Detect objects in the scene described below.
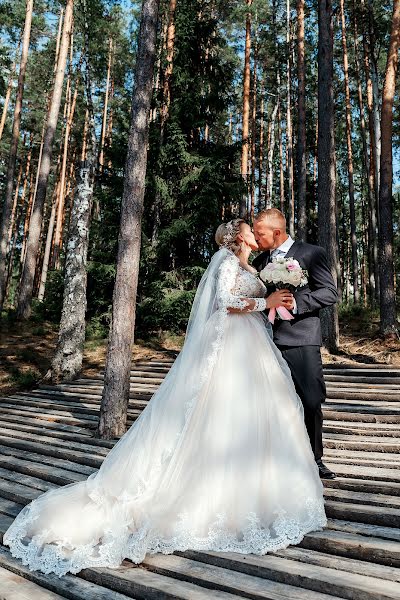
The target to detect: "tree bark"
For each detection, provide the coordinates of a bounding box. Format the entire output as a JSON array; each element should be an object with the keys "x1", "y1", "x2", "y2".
[
  {"x1": 378, "y1": 0, "x2": 400, "y2": 336},
  {"x1": 0, "y1": 0, "x2": 33, "y2": 312},
  {"x1": 0, "y1": 42, "x2": 20, "y2": 143},
  {"x1": 266, "y1": 99, "x2": 279, "y2": 207},
  {"x1": 240, "y1": 0, "x2": 252, "y2": 218},
  {"x1": 17, "y1": 0, "x2": 73, "y2": 319},
  {"x1": 98, "y1": 0, "x2": 160, "y2": 438},
  {"x1": 258, "y1": 92, "x2": 264, "y2": 204},
  {"x1": 360, "y1": 6, "x2": 380, "y2": 304},
  {"x1": 318, "y1": 0, "x2": 339, "y2": 352},
  {"x1": 250, "y1": 45, "x2": 257, "y2": 222},
  {"x1": 361, "y1": 0, "x2": 381, "y2": 205},
  {"x1": 98, "y1": 37, "x2": 113, "y2": 174},
  {"x1": 278, "y1": 99, "x2": 285, "y2": 213},
  {"x1": 296, "y1": 0, "x2": 307, "y2": 240},
  {"x1": 49, "y1": 3, "x2": 97, "y2": 381},
  {"x1": 37, "y1": 173, "x2": 61, "y2": 301},
  {"x1": 53, "y1": 74, "x2": 79, "y2": 269},
  {"x1": 286, "y1": 0, "x2": 295, "y2": 238},
  {"x1": 352, "y1": 1, "x2": 378, "y2": 305},
  {"x1": 340, "y1": 0, "x2": 359, "y2": 303},
  {"x1": 152, "y1": 0, "x2": 177, "y2": 243}
]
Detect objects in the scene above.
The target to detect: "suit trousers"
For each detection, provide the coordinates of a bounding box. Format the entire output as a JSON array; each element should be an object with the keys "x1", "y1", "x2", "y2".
[{"x1": 276, "y1": 344, "x2": 325, "y2": 461}]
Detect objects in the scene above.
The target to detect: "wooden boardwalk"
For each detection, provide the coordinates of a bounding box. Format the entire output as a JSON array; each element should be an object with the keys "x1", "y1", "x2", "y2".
[{"x1": 0, "y1": 357, "x2": 400, "y2": 599}]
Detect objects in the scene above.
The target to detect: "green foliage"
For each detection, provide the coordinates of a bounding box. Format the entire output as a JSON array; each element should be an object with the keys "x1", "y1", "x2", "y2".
[
  {"x1": 9, "y1": 367, "x2": 38, "y2": 390},
  {"x1": 33, "y1": 270, "x2": 64, "y2": 322}
]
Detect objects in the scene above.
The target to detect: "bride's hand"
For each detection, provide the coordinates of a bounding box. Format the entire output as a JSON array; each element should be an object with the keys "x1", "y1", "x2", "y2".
[{"x1": 266, "y1": 289, "x2": 294, "y2": 309}]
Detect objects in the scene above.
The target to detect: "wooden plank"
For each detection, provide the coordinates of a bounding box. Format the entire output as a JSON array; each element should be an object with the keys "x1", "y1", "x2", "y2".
[
  {"x1": 0, "y1": 435, "x2": 104, "y2": 469},
  {"x1": 0, "y1": 496, "x2": 25, "y2": 518},
  {"x1": 80, "y1": 561, "x2": 341, "y2": 600},
  {"x1": 273, "y1": 546, "x2": 400, "y2": 583},
  {"x1": 0, "y1": 425, "x2": 113, "y2": 453},
  {"x1": 323, "y1": 488, "x2": 400, "y2": 509},
  {"x1": 323, "y1": 476, "x2": 400, "y2": 497},
  {"x1": 0, "y1": 467, "x2": 57, "y2": 493},
  {"x1": 0, "y1": 412, "x2": 96, "y2": 434},
  {"x1": 0, "y1": 565, "x2": 66, "y2": 600},
  {"x1": 171, "y1": 551, "x2": 400, "y2": 600},
  {"x1": 142, "y1": 554, "x2": 348, "y2": 600},
  {"x1": 325, "y1": 499, "x2": 400, "y2": 527},
  {"x1": 0, "y1": 443, "x2": 95, "y2": 476},
  {"x1": 300, "y1": 529, "x2": 400, "y2": 567},
  {"x1": 324, "y1": 463, "x2": 400, "y2": 483},
  {"x1": 0, "y1": 453, "x2": 88, "y2": 486},
  {"x1": 0, "y1": 476, "x2": 46, "y2": 504},
  {"x1": 327, "y1": 519, "x2": 400, "y2": 543},
  {"x1": 0, "y1": 548, "x2": 134, "y2": 600}
]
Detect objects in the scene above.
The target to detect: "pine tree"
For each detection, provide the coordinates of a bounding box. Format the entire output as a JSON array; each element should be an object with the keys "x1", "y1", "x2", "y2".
[
  {"x1": 378, "y1": 0, "x2": 400, "y2": 336},
  {"x1": 0, "y1": 0, "x2": 33, "y2": 311},
  {"x1": 17, "y1": 0, "x2": 73, "y2": 319},
  {"x1": 98, "y1": 0, "x2": 160, "y2": 438},
  {"x1": 318, "y1": 0, "x2": 339, "y2": 352}
]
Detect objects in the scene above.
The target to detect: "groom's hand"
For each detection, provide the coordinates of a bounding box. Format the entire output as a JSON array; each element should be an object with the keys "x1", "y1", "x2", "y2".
[{"x1": 266, "y1": 289, "x2": 294, "y2": 309}]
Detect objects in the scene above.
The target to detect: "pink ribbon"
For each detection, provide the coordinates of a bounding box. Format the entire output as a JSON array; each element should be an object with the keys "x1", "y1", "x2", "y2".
[{"x1": 268, "y1": 306, "x2": 294, "y2": 324}]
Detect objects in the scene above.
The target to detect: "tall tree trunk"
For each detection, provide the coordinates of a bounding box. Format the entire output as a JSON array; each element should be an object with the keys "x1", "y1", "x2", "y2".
[
  {"x1": 318, "y1": 0, "x2": 339, "y2": 352},
  {"x1": 37, "y1": 157, "x2": 62, "y2": 302},
  {"x1": 296, "y1": 0, "x2": 307, "y2": 240},
  {"x1": 278, "y1": 99, "x2": 285, "y2": 213},
  {"x1": 0, "y1": 41, "x2": 21, "y2": 143},
  {"x1": 340, "y1": 0, "x2": 359, "y2": 303},
  {"x1": 8, "y1": 161, "x2": 24, "y2": 248},
  {"x1": 378, "y1": 0, "x2": 400, "y2": 336},
  {"x1": 361, "y1": 0, "x2": 381, "y2": 205},
  {"x1": 258, "y1": 92, "x2": 264, "y2": 204},
  {"x1": 240, "y1": 0, "x2": 252, "y2": 218},
  {"x1": 98, "y1": 37, "x2": 113, "y2": 174},
  {"x1": 53, "y1": 75, "x2": 79, "y2": 269},
  {"x1": 360, "y1": 6, "x2": 380, "y2": 304},
  {"x1": 266, "y1": 99, "x2": 279, "y2": 207},
  {"x1": 352, "y1": 0, "x2": 377, "y2": 305},
  {"x1": 98, "y1": 0, "x2": 160, "y2": 438},
  {"x1": 50, "y1": 9, "x2": 97, "y2": 381},
  {"x1": 0, "y1": 0, "x2": 33, "y2": 312},
  {"x1": 286, "y1": 0, "x2": 295, "y2": 238},
  {"x1": 17, "y1": 0, "x2": 73, "y2": 319},
  {"x1": 152, "y1": 0, "x2": 177, "y2": 243},
  {"x1": 250, "y1": 45, "x2": 257, "y2": 222}
]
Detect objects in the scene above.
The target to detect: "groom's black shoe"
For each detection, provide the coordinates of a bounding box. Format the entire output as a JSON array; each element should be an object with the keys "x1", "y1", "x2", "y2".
[{"x1": 316, "y1": 460, "x2": 336, "y2": 479}]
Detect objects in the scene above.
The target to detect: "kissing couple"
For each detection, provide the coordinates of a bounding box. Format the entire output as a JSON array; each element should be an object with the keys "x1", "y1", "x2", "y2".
[{"x1": 5, "y1": 208, "x2": 338, "y2": 576}]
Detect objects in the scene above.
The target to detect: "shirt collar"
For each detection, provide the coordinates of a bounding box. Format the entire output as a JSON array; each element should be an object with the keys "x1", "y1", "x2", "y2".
[{"x1": 272, "y1": 235, "x2": 295, "y2": 254}]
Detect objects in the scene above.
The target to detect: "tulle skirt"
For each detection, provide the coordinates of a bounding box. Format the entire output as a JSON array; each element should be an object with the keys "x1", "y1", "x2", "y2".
[{"x1": 4, "y1": 311, "x2": 326, "y2": 576}]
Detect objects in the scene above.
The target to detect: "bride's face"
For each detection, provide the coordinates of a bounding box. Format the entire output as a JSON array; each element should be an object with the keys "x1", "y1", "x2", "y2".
[{"x1": 237, "y1": 223, "x2": 259, "y2": 251}]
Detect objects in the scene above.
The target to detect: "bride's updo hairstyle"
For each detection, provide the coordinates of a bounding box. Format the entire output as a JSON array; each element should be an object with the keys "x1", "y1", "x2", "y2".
[{"x1": 215, "y1": 219, "x2": 246, "y2": 255}]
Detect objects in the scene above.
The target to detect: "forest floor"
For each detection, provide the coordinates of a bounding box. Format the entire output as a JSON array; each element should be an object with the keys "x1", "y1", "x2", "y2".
[{"x1": 0, "y1": 310, "x2": 399, "y2": 397}]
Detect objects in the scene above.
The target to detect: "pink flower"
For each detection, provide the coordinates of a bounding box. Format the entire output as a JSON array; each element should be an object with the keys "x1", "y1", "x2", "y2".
[{"x1": 286, "y1": 259, "x2": 300, "y2": 271}]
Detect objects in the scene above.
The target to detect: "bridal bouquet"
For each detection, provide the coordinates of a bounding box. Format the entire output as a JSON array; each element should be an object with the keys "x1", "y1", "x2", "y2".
[{"x1": 259, "y1": 256, "x2": 308, "y2": 324}]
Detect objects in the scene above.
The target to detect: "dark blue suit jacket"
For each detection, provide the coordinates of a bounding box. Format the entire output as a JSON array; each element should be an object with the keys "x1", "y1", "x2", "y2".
[{"x1": 252, "y1": 240, "x2": 339, "y2": 347}]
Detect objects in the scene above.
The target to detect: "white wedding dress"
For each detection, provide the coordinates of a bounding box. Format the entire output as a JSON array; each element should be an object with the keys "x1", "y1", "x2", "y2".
[{"x1": 4, "y1": 248, "x2": 326, "y2": 576}]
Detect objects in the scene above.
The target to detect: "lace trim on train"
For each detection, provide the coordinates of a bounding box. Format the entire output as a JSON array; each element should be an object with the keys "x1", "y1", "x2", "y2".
[{"x1": 4, "y1": 497, "x2": 326, "y2": 577}]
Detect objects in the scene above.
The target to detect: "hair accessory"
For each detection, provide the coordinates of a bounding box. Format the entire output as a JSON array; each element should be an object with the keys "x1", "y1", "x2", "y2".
[{"x1": 221, "y1": 221, "x2": 236, "y2": 247}]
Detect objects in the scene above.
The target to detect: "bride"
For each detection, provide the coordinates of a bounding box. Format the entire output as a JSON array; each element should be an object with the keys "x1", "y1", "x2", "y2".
[{"x1": 4, "y1": 218, "x2": 326, "y2": 577}]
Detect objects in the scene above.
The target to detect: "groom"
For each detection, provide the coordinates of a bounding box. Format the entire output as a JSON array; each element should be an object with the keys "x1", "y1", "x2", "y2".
[{"x1": 253, "y1": 208, "x2": 338, "y2": 479}]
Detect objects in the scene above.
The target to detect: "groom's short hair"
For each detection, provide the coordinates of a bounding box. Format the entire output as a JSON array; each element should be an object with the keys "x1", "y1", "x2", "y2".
[{"x1": 254, "y1": 208, "x2": 286, "y2": 230}]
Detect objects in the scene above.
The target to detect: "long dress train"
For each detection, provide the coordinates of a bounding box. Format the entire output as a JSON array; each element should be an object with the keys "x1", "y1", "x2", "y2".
[{"x1": 4, "y1": 248, "x2": 326, "y2": 576}]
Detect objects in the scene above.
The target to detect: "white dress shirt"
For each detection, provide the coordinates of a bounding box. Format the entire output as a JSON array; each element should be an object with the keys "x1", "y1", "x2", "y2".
[{"x1": 270, "y1": 235, "x2": 298, "y2": 314}]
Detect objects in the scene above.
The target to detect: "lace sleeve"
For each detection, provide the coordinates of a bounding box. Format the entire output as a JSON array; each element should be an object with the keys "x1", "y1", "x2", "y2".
[{"x1": 216, "y1": 254, "x2": 267, "y2": 312}]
